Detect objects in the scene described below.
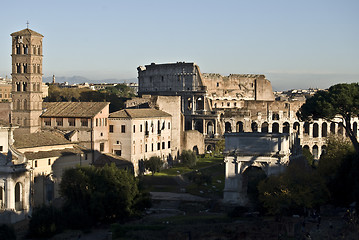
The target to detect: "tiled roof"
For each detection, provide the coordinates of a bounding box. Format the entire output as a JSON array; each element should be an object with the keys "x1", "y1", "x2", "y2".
[
  {"x1": 14, "y1": 130, "x2": 71, "y2": 149},
  {"x1": 24, "y1": 147, "x2": 85, "y2": 160},
  {"x1": 109, "y1": 108, "x2": 171, "y2": 119},
  {"x1": 11, "y1": 28, "x2": 43, "y2": 37},
  {"x1": 41, "y1": 102, "x2": 109, "y2": 118},
  {"x1": 93, "y1": 153, "x2": 133, "y2": 169}
]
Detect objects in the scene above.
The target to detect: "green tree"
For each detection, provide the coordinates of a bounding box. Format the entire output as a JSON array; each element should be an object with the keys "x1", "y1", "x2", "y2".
[
  {"x1": 144, "y1": 156, "x2": 163, "y2": 175},
  {"x1": 297, "y1": 83, "x2": 359, "y2": 154},
  {"x1": 180, "y1": 150, "x2": 197, "y2": 168},
  {"x1": 258, "y1": 159, "x2": 329, "y2": 215},
  {"x1": 215, "y1": 138, "x2": 225, "y2": 154},
  {"x1": 60, "y1": 164, "x2": 145, "y2": 225},
  {"x1": 302, "y1": 147, "x2": 314, "y2": 167}
]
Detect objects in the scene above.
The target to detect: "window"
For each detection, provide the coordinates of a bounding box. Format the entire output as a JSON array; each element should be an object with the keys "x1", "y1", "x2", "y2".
[
  {"x1": 151, "y1": 143, "x2": 154, "y2": 151},
  {"x1": 168, "y1": 122, "x2": 171, "y2": 129},
  {"x1": 157, "y1": 142, "x2": 160, "y2": 150},
  {"x1": 85, "y1": 154, "x2": 88, "y2": 160},
  {"x1": 162, "y1": 142, "x2": 165, "y2": 149},
  {"x1": 133, "y1": 125, "x2": 136, "y2": 133},
  {"x1": 217, "y1": 82, "x2": 219, "y2": 87},
  {"x1": 56, "y1": 118, "x2": 63, "y2": 126},
  {"x1": 227, "y1": 102, "x2": 230, "y2": 107},
  {"x1": 145, "y1": 144, "x2": 147, "y2": 152},
  {"x1": 100, "y1": 132, "x2": 103, "y2": 136},
  {"x1": 96, "y1": 118, "x2": 98, "y2": 126},
  {"x1": 68, "y1": 118, "x2": 75, "y2": 126},
  {"x1": 48, "y1": 159, "x2": 51, "y2": 165},
  {"x1": 24, "y1": 45, "x2": 28, "y2": 54},
  {"x1": 116, "y1": 140, "x2": 120, "y2": 144},
  {"x1": 105, "y1": 118, "x2": 107, "y2": 126},
  {"x1": 81, "y1": 118, "x2": 88, "y2": 127},
  {"x1": 109, "y1": 125, "x2": 114, "y2": 133},
  {"x1": 100, "y1": 143, "x2": 104, "y2": 152},
  {"x1": 115, "y1": 150, "x2": 122, "y2": 156},
  {"x1": 44, "y1": 118, "x2": 51, "y2": 126},
  {"x1": 121, "y1": 125, "x2": 126, "y2": 133},
  {"x1": 140, "y1": 124, "x2": 143, "y2": 132},
  {"x1": 35, "y1": 161, "x2": 38, "y2": 167},
  {"x1": 0, "y1": 146, "x2": 3, "y2": 152},
  {"x1": 168, "y1": 141, "x2": 171, "y2": 148}
]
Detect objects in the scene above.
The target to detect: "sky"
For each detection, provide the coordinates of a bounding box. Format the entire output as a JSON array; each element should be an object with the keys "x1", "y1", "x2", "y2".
[{"x1": 0, "y1": 0, "x2": 358, "y2": 91}]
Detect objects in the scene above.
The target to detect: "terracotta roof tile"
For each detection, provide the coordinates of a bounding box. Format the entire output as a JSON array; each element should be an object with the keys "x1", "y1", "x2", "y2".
[
  {"x1": 11, "y1": 28, "x2": 43, "y2": 37},
  {"x1": 14, "y1": 130, "x2": 71, "y2": 149},
  {"x1": 109, "y1": 108, "x2": 171, "y2": 119},
  {"x1": 42, "y1": 102, "x2": 109, "y2": 118}
]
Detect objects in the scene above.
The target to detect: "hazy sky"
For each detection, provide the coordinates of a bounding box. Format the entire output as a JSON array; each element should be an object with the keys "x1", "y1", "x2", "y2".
[{"x1": 0, "y1": 0, "x2": 358, "y2": 90}]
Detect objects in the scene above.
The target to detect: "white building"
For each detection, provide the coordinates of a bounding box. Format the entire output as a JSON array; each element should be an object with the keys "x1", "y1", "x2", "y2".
[{"x1": 109, "y1": 109, "x2": 172, "y2": 174}]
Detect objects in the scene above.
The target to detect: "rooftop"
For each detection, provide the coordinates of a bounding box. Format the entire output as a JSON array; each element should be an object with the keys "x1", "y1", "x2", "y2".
[
  {"x1": 42, "y1": 102, "x2": 109, "y2": 118},
  {"x1": 14, "y1": 130, "x2": 71, "y2": 149},
  {"x1": 10, "y1": 28, "x2": 43, "y2": 37},
  {"x1": 109, "y1": 108, "x2": 171, "y2": 119}
]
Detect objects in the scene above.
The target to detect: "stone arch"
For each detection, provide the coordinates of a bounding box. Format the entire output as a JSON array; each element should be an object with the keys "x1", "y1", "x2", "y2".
[
  {"x1": 261, "y1": 122, "x2": 268, "y2": 133},
  {"x1": 322, "y1": 122, "x2": 328, "y2": 137},
  {"x1": 187, "y1": 97, "x2": 193, "y2": 110},
  {"x1": 353, "y1": 122, "x2": 358, "y2": 137},
  {"x1": 196, "y1": 96, "x2": 204, "y2": 111},
  {"x1": 207, "y1": 121, "x2": 214, "y2": 136},
  {"x1": 303, "y1": 145, "x2": 310, "y2": 151},
  {"x1": 283, "y1": 122, "x2": 290, "y2": 133},
  {"x1": 272, "y1": 112, "x2": 279, "y2": 120},
  {"x1": 313, "y1": 123, "x2": 319, "y2": 138},
  {"x1": 236, "y1": 121, "x2": 244, "y2": 132},
  {"x1": 225, "y1": 122, "x2": 232, "y2": 133},
  {"x1": 338, "y1": 122, "x2": 344, "y2": 135},
  {"x1": 193, "y1": 146, "x2": 199, "y2": 155},
  {"x1": 242, "y1": 166, "x2": 267, "y2": 203},
  {"x1": 15, "y1": 182, "x2": 23, "y2": 211},
  {"x1": 272, "y1": 122, "x2": 279, "y2": 133},
  {"x1": 251, "y1": 122, "x2": 258, "y2": 132},
  {"x1": 304, "y1": 122, "x2": 310, "y2": 135},
  {"x1": 321, "y1": 145, "x2": 327, "y2": 156},
  {"x1": 194, "y1": 120, "x2": 203, "y2": 133},
  {"x1": 206, "y1": 144, "x2": 213, "y2": 152},
  {"x1": 330, "y1": 122, "x2": 336, "y2": 134},
  {"x1": 312, "y1": 145, "x2": 319, "y2": 160}
]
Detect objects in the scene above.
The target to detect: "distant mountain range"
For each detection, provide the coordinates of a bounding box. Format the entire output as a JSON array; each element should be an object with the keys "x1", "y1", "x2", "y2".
[{"x1": 43, "y1": 76, "x2": 137, "y2": 85}]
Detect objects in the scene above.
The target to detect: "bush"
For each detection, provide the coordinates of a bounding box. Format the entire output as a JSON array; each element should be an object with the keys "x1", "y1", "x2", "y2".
[
  {"x1": 187, "y1": 171, "x2": 212, "y2": 186},
  {"x1": 0, "y1": 224, "x2": 16, "y2": 240},
  {"x1": 180, "y1": 150, "x2": 197, "y2": 168},
  {"x1": 28, "y1": 205, "x2": 64, "y2": 238},
  {"x1": 144, "y1": 156, "x2": 163, "y2": 175}
]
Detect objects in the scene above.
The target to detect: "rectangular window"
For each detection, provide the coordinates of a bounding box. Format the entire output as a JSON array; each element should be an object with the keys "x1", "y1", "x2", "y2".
[
  {"x1": 115, "y1": 150, "x2": 122, "y2": 156},
  {"x1": 109, "y1": 125, "x2": 114, "y2": 133},
  {"x1": 157, "y1": 142, "x2": 160, "y2": 150},
  {"x1": 85, "y1": 154, "x2": 88, "y2": 160},
  {"x1": 121, "y1": 125, "x2": 126, "y2": 133},
  {"x1": 68, "y1": 118, "x2": 75, "y2": 126},
  {"x1": 48, "y1": 159, "x2": 51, "y2": 165},
  {"x1": 0, "y1": 146, "x2": 3, "y2": 152},
  {"x1": 145, "y1": 144, "x2": 147, "y2": 152},
  {"x1": 162, "y1": 142, "x2": 165, "y2": 149},
  {"x1": 56, "y1": 118, "x2": 63, "y2": 126},
  {"x1": 100, "y1": 143, "x2": 104, "y2": 152},
  {"x1": 168, "y1": 141, "x2": 171, "y2": 148},
  {"x1": 44, "y1": 118, "x2": 51, "y2": 126},
  {"x1": 133, "y1": 125, "x2": 136, "y2": 133},
  {"x1": 35, "y1": 160, "x2": 38, "y2": 168},
  {"x1": 151, "y1": 143, "x2": 154, "y2": 152},
  {"x1": 105, "y1": 118, "x2": 107, "y2": 126},
  {"x1": 81, "y1": 118, "x2": 88, "y2": 127},
  {"x1": 140, "y1": 124, "x2": 143, "y2": 132},
  {"x1": 96, "y1": 118, "x2": 98, "y2": 127},
  {"x1": 168, "y1": 122, "x2": 171, "y2": 129}
]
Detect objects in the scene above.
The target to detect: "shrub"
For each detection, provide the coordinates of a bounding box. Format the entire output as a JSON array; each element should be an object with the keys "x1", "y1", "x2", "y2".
[
  {"x1": 144, "y1": 156, "x2": 163, "y2": 175},
  {"x1": 180, "y1": 150, "x2": 197, "y2": 168}
]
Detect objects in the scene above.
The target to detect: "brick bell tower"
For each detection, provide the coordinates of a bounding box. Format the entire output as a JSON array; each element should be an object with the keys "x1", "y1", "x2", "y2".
[{"x1": 10, "y1": 27, "x2": 44, "y2": 133}]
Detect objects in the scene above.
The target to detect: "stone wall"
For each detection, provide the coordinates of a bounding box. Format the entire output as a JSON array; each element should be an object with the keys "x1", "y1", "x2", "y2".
[{"x1": 182, "y1": 130, "x2": 205, "y2": 155}]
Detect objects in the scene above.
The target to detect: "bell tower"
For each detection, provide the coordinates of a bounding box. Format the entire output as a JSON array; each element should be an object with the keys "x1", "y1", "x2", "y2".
[{"x1": 11, "y1": 28, "x2": 44, "y2": 133}]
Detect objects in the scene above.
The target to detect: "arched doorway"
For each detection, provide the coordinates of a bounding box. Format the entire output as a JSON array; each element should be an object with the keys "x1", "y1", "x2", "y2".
[
  {"x1": 272, "y1": 123, "x2": 279, "y2": 133},
  {"x1": 207, "y1": 121, "x2": 214, "y2": 136},
  {"x1": 293, "y1": 122, "x2": 300, "y2": 133},
  {"x1": 196, "y1": 97, "x2": 204, "y2": 110},
  {"x1": 261, "y1": 122, "x2": 268, "y2": 133},
  {"x1": 195, "y1": 120, "x2": 203, "y2": 133},
  {"x1": 313, "y1": 123, "x2": 319, "y2": 138},
  {"x1": 236, "y1": 121, "x2": 244, "y2": 132},
  {"x1": 225, "y1": 122, "x2": 232, "y2": 133},
  {"x1": 15, "y1": 182, "x2": 22, "y2": 211},
  {"x1": 312, "y1": 145, "x2": 319, "y2": 160},
  {"x1": 193, "y1": 146, "x2": 199, "y2": 155},
  {"x1": 304, "y1": 122, "x2": 310, "y2": 135},
  {"x1": 283, "y1": 122, "x2": 290, "y2": 133},
  {"x1": 242, "y1": 166, "x2": 267, "y2": 205}
]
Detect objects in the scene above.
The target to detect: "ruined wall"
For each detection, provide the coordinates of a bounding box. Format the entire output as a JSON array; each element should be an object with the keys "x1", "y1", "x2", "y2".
[
  {"x1": 182, "y1": 130, "x2": 205, "y2": 154},
  {"x1": 202, "y1": 73, "x2": 274, "y2": 101}
]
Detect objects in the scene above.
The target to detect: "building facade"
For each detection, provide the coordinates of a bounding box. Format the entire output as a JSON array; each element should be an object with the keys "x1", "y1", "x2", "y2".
[{"x1": 109, "y1": 109, "x2": 172, "y2": 174}]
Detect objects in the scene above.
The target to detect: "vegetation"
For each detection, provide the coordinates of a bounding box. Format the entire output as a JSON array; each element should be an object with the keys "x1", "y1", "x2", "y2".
[
  {"x1": 144, "y1": 156, "x2": 163, "y2": 176},
  {"x1": 60, "y1": 164, "x2": 149, "y2": 225},
  {"x1": 258, "y1": 158, "x2": 329, "y2": 216},
  {"x1": 297, "y1": 83, "x2": 359, "y2": 154},
  {"x1": 180, "y1": 150, "x2": 198, "y2": 168},
  {"x1": 28, "y1": 205, "x2": 64, "y2": 238},
  {"x1": 215, "y1": 138, "x2": 225, "y2": 154},
  {"x1": 0, "y1": 224, "x2": 16, "y2": 240},
  {"x1": 46, "y1": 83, "x2": 135, "y2": 112}
]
